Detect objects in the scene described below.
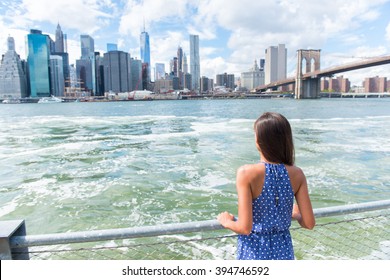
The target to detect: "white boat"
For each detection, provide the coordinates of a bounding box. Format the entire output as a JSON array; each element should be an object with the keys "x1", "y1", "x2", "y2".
[
  {"x1": 129, "y1": 90, "x2": 154, "y2": 100},
  {"x1": 38, "y1": 96, "x2": 64, "y2": 103},
  {"x1": 2, "y1": 99, "x2": 21, "y2": 104}
]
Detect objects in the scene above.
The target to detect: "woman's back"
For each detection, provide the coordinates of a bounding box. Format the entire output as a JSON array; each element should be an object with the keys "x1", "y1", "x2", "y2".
[
  {"x1": 252, "y1": 162, "x2": 294, "y2": 233},
  {"x1": 237, "y1": 162, "x2": 295, "y2": 260}
]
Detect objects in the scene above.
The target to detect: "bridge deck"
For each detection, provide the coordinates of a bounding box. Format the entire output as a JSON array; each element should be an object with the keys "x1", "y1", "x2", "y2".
[{"x1": 256, "y1": 55, "x2": 390, "y2": 91}]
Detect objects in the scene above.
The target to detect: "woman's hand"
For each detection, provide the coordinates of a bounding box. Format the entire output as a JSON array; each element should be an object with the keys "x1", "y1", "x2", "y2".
[{"x1": 217, "y1": 211, "x2": 235, "y2": 228}]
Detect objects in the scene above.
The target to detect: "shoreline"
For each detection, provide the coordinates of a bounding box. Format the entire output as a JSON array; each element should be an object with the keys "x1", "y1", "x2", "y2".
[{"x1": 1, "y1": 91, "x2": 390, "y2": 104}]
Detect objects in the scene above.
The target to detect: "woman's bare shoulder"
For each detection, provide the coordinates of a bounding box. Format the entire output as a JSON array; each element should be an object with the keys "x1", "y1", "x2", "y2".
[
  {"x1": 286, "y1": 165, "x2": 305, "y2": 176},
  {"x1": 237, "y1": 163, "x2": 265, "y2": 179},
  {"x1": 285, "y1": 165, "x2": 306, "y2": 192}
]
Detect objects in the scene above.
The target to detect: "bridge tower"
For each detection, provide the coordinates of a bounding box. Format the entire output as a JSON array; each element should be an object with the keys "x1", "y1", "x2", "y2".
[{"x1": 295, "y1": 49, "x2": 321, "y2": 99}]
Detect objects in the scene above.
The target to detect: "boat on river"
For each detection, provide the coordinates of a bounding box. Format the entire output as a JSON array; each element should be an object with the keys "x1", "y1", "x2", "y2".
[
  {"x1": 2, "y1": 99, "x2": 21, "y2": 104},
  {"x1": 38, "y1": 96, "x2": 64, "y2": 103}
]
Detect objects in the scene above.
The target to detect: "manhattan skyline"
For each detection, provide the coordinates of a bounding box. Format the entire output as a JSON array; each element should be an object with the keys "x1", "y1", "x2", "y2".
[{"x1": 0, "y1": 0, "x2": 390, "y2": 86}]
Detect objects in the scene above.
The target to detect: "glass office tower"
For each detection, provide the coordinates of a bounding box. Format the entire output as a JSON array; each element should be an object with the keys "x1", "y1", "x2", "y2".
[
  {"x1": 140, "y1": 28, "x2": 151, "y2": 85},
  {"x1": 189, "y1": 34, "x2": 200, "y2": 91},
  {"x1": 27, "y1": 29, "x2": 51, "y2": 98},
  {"x1": 103, "y1": 51, "x2": 132, "y2": 93},
  {"x1": 76, "y1": 35, "x2": 96, "y2": 94}
]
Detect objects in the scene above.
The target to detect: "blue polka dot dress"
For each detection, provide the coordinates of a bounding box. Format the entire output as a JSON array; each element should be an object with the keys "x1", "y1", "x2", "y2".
[{"x1": 237, "y1": 162, "x2": 295, "y2": 260}]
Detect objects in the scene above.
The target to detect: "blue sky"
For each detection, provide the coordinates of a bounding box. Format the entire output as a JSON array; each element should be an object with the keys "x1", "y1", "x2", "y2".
[{"x1": 0, "y1": 0, "x2": 389, "y2": 85}]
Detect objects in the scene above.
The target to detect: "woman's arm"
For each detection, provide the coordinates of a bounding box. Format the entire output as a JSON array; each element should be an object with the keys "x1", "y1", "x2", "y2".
[
  {"x1": 217, "y1": 166, "x2": 253, "y2": 235},
  {"x1": 292, "y1": 170, "x2": 315, "y2": 229}
]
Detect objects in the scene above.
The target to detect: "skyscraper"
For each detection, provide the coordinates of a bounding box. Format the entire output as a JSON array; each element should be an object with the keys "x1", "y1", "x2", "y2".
[
  {"x1": 55, "y1": 23, "x2": 64, "y2": 53},
  {"x1": 49, "y1": 55, "x2": 64, "y2": 96},
  {"x1": 80, "y1": 35, "x2": 94, "y2": 58},
  {"x1": 216, "y1": 73, "x2": 235, "y2": 89},
  {"x1": 27, "y1": 29, "x2": 51, "y2": 98},
  {"x1": 130, "y1": 58, "x2": 142, "y2": 91},
  {"x1": 140, "y1": 27, "x2": 151, "y2": 86},
  {"x1": 76, "y1": 35, "x2": 96, "y2": 94},
  {"x1": 189, "y1": 35, "x2": 200, "y2": 91},
  {"x1": 95, "y1": 52, "x2": 105, "y2": 96},
  {"x1": 53, "y1": 23, "x2": 69, "y2": 87},
  {"x1": 265, "y1": 44, "x2": 287, "y2": 85},
  {"x1": 103, "y1": 51, "x2": 132, "y2": 93},
  {"x1": 176, "y1": 46, "x2": 184, "y2": 89},
  {"x1": 0, "y1": 36, "x2": 27, "y2": 99},
  {"x1": 182, "y1": 53, "x2": 188, "y2": 74},
  {"x1": 177, "y1": 46, "x2": 183, "y2": 74}
]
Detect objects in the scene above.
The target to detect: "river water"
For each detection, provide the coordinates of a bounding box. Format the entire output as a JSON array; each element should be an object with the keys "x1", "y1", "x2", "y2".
[{"x1": 0, "y1": 98, "x2": 389, "y2": 239}]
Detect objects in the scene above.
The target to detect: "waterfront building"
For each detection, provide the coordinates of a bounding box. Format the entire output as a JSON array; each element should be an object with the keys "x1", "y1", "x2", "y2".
[
  {"x1": 55, "y1": 23, "x2": 64, "y2": 53},
  {"x1": 321, "y1": 76, "x2": 351, "y2": 92},
  {"x1": 200, "y1": 76, "x2": 213, "y2": 93},
  {"x1": 49, "y1": 55, "x2": 64, "y2": 96},
  {"x1": 140, "y1": 27, "x2": 151, "y2": 87},
  {"x1": 76, "y1": 35, "x2": 96, "y2": 94},
  {"x1": 241, "y1": 60, "x2": 265, "y2": 91},
  {"x1": 265, "y1": 44, "x2": 287, "y2": 85},
  {"x1": 364, "y1": 76, "x2": 387, "y2": 92},
  {"x1": 172, "y1": 76, "x2": 180, "y2": 90},
  {"x1": 0, "y1": 36, "x2": 27, "y2": 99},
  {"x1": 189, "y1": 34, "x2": 200, "y2": 91},
  {"x1": 95, "y1": 52, "x2": 105, "y2": 96},
  {"x1": 216, "y1": 73, "x2": 235, "y2": 90},
  {"x1": 329, "y1": 76, "x2": 350, "y2": 92},
  {"x1": 155, "y1": 63, "x2": 165, "y2": 81},
  {"x1": 184, "y1": 73, "x2": 192, "y2": 90},
  {"x1": 321, "y1": 79, "x2": 329, "y2": 91},
  {"x1": 208, "y1": 78, "x2": 214, "y2": 93},
  {"x1": 154, "y1": 79, "x2": 172, "y2": 94},
  {"x1": 27, "y1": 29, "x2": 51, "y2": 98},
  {"x1": 103, "y1": 51, "x2": 132, "y2": 93},
  {"x1": 130, "y1": 58, "x2": 142, "y2": 91}
]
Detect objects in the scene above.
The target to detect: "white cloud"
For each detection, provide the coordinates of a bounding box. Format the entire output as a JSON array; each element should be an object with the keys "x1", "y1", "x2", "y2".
[
  {"x1": 12, "y1": 0, "x2": 114, "y2": 34},
  {"x1": 1, "y1": 0, "x2": 389, "y2": 85},
  {"x1": 386, "y1": 22, "x2": 390, "y2": 41},
  {"x1": 149, "y1": 31, "x2": 188, "y2": 68},
  {"x1": 0, "y1": 18, "x2": 28, "y2": 59},
  {"x1": 119, "y1": 0, "x2": 188, "y2": 39}
]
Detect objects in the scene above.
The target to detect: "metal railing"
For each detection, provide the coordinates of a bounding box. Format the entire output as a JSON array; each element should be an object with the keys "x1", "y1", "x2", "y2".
[{"x1": 1, "y1": 199, "x2": 390, "y2": 260}]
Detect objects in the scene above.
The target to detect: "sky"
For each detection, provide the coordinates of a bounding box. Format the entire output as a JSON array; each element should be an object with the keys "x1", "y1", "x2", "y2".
[{"x1": 0, "y1": 0, "x2": 390, "y2": 86}]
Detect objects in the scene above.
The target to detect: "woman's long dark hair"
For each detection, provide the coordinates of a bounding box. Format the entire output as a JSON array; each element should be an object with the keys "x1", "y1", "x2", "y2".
[{"x1": 254, "y1": 112, "x2": 295, "y2": 165}]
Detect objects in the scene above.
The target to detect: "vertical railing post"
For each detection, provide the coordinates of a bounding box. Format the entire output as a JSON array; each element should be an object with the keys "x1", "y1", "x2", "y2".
[{"x1": 0, "y1": 220, "x2": 29, "y2": 260}]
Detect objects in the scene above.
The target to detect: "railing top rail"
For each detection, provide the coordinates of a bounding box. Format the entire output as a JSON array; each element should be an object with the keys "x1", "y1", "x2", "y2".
[{"x1": 9, "y1": 199, "x2": 390, "y2": 248}]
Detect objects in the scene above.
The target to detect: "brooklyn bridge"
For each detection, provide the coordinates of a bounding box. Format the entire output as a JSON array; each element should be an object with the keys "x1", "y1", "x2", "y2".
[{"x1": 255, "y1": 50, "x2": 390, "y2": 99}]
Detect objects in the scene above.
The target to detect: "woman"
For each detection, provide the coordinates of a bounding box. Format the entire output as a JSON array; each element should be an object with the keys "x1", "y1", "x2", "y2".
[{"x1": 217, "y1": 112, "x2": 315, "y2": 260}]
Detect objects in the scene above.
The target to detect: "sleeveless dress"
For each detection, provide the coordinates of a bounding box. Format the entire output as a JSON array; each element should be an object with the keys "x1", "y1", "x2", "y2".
[{"x1": 237, "y1": 162, "x2": 295, "y2": 260}]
